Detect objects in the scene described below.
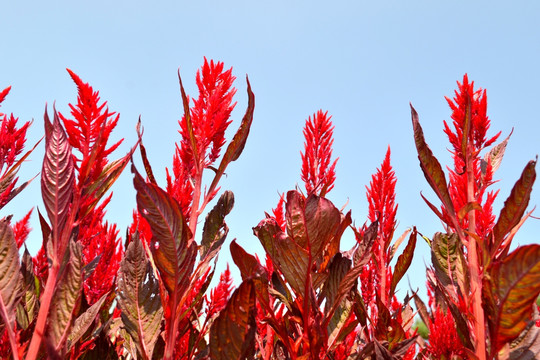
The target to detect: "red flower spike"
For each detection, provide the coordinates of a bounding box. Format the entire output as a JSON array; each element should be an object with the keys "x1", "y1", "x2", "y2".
[
  {"x1": 442, "y1": 74, "x2": 500, "y2": 238},
  {"x1": 271, "y1": 192, "x2": 286, "y2": 231},
  {"x1": 13, "y1": 209, "x2": 32, "y2": 249},
  {"x1": 0, "y1": 86, "x2": 11, "y2": 105},
  {"x1": 300, "y1": 110, "x2": 338, "y2": 196},
  {"x1": 427, "y1": 306, "x2": 467, "y2": 359},
  {"x1": 177, "y1": 58, "x2": 236, "y2": 170},
  {"x1": 205, "y1": 265, "x2": 233, "y2": 319},
  {"x1": 60, "y1": 69, "x2": 123, "y2": 186}
]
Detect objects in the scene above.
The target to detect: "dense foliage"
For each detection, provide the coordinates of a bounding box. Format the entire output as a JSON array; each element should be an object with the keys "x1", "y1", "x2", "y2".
[{"x1": 0, "y1": 60, "x2": 538, "y2": 359}]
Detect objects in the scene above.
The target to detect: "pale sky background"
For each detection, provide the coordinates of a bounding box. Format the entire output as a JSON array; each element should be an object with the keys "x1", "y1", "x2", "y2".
[{"x1": 2, "y1": 1, "x2": 539, "y2": 300}]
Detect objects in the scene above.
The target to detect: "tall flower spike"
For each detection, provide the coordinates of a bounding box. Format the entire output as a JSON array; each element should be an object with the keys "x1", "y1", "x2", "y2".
[
  {"x1": 366, "y1": 146, "x2": 397, "y2": 255},
  {"x1": 442, "y1": 74, "x2": 500, "y2": 237},
  {"x1": 0, "y1": 86, "x2": 31, "y2": 209},
  {"x1": 300, "y1": 110, "x2": 338, "y2": 197},
  {"x1": 167, "y1": 58, "x2": 237, "y2": 219},
  {"x1": 177, "y1": 57, "x2": 237, "y2": 170},
  {"x1": 60, "y1": 69, "x2": 123, "y2": 185}
]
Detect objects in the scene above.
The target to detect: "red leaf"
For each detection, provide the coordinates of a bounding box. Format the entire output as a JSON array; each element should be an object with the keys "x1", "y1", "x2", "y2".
[
  {"x1": 484, "y1": 244, "x2": 540, "y2": 352},
  {"x1": 41, "y1": 107, "x2": 75, "y2": 238},
  {"x1": 209, "y1": 279, "x2": 256, "y2": 360},
  {"x1": 491, "y1": 160, "x2": 536, "y2": 259},
  {"x1": 410, "y1": 104, "x2": 458, "y2": 227},
  {"x1": 132, "y1": 164, "x2": 197, "y2": 298},
  {"x1": 389, "y1": 228, "x2": 417, "y2": 298}
]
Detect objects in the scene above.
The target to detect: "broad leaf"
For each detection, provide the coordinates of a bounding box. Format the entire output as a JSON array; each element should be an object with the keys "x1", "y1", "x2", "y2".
[
  {"x1": 200, "y1": 190, "x2": 234, "y2": 260},
  {"x1": 230, "y1": 240, "x2": 264, "y2": 280},
  {"x1": 209, "y1": 279, "x2": 256, "y2": 360},
  {"x1": 253, "y1": 217, "x2": 284, "y2": 263},
  {"x1": 0, "y1": 219, "x2": 22, "y2": 331},
  {"x1": 410, "y1": 105, "x2": 458, "y2": 225},
  {"x1": 431, "y1": 232, "x2": 469, "y2": 295},
  {"x1": 508, "y1": 307, "x2": 540, "y2": 359},
  {"x1": 273, "y1": 235, "x2": 310, "y2": 298},
  {"x1": 389, "y1": 228, "x2": 417, "y2": 298},
  {"x1": 491, "y1": 160, "x2": 536, "y2": 258},
  {"x1": 483, "y1": 129, "x2": 512, "y2": 175},
  {"x1": 303, "y1": 193, "x2": 341, "y2": 261},
  {"x1": 67, "y1": 292, "x2": 108, "y2": 350},
  {"x1": 485, "y1": 244, "x2": 540, "y2": 352},
  {"x1": 41, "y1": 107, "x2": 75, "y2": 237},
  {"x1": 48, "y1": 240, "x2": 83, "y2": 350},
  {"x1": 117, "y1": 232, "x2": 163, "y2": 360},
  {"x1": 132, "y1": 164, "x2": 197, "y2": 297}
]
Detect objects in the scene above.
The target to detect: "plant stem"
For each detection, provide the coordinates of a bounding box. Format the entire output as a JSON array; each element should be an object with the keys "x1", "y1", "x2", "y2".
[
  {"x1": 26, "y1": 263, "x2": 59, "y2": 360},
  {"x1": 466, "y1": 148, "x2": 486, "y2": 360}
]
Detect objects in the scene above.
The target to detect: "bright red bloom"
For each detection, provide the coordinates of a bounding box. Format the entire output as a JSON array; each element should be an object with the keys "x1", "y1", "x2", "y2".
[
  {"x1": 167, "y1": 58, "x2": 237, "y2": 220},
  {"x1": 205, "y1": 265, "x2": 233, "y2": 319},
  {"x1": 427, "y1": 306, "x2": 467, "y2": 359},
  {"x1": 59, "y1": 70, "x2": 125, "y2": 305},
  {"x1": 0, "y1": 86, "x2": 31, "y2": 209},
  {"x1": 362, "y1": 147, "x2": 397, "y2": 306},
  {"x1": 300, "y1": 110, "x2": 337, "y2": 196},
  {"x1": 60, "y1": 69, "x2": 123, "y2": 186},
  {"x1": 442, "y1": 74, "x2": 500, "y2": 239},
  {"x1": 13, "y1": 209, "x2": 32, "y2": 249}
]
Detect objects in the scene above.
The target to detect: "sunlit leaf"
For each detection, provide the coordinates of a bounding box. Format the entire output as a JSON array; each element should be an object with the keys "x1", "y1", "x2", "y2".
[
  {"x1": 209, "y1": 279, "x2": 256, "y2": 360},
  {"x1": 117, "y1": 232, "x2": 163, "y2": 360},
  {"x1": 485, "y1": 244, "x2": 540, "y2": 352},
  {"x1": 0, "y1": 219, "x2": 22, "y2": 332},
  {"x1": 483, "y1": 129, "x2": 512, "y2": 175},
  {"x1": 410, "y1": 105, "x2": 458, "y2": 225},
  {"x1": 431, "y1": 232, "x2": 469, "y2": 295},
  {"x1": 491, "y1": 160, "x2": 536, "y2": 258},
  {"x1": 389, "y1": 228, "x2": 417, "y2": 298},
  {"x1": 67, "y1": 292, "x2": 108, "y2": 350},
  {"x1": 132, "y1": 164, "x2": 197, "y2": 297},
  {"x1": 41, "y1": 107, "x2": 75, "y2": 236},
  {"x1": 508, "y1": 307, "x2": 540, "y2": 359},
  {"x1": 48, "y1": 240, "x2": 83, "y2": 350}
]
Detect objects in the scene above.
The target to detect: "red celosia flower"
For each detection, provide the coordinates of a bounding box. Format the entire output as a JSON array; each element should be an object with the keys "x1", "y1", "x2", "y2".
[
  {"x1": 60, "y1": 69, "x2": 123, "y2": 186},
  {"x1": 366, "y1": 146, "x2": 397, "y2": 255},
  {"x1": 0, "y1": 86, "x2": 31, "y2": 209},
  {"x1": 59, "y1": 70, "x2": 125, "y2": 305},
  {"x1": 300, "y1": 110, "x2": 337, "y2": 196},
  {"x1": 271, "y1": 192, "x2": 286, "y2": 231},
  {"x1": 427, "y1": 306, "x2": 467, "y2": 359},
  {"x1": 205, "y1": 265, "x2": 233, "y2": 318},
  {"x1": 442, "y1": 74, "x2": 500, "y2": 239},
  {"x1": 167, "y1": 58, "x2": 237, "y2": 220},
  {"x1": 13, "y1": 209, "x2": 32, "y2": 249},
  {"x1": 362, "y1": 147, "x2": 397, "y2": 306}
]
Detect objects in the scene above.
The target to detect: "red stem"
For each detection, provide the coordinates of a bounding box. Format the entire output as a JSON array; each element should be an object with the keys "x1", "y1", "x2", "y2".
[
  {"x1": 25, "y1": 264, "x2": 59, "y2": 360},
  {"x1": 466, "y1": 146, "x2": 486, "y2": 360}
]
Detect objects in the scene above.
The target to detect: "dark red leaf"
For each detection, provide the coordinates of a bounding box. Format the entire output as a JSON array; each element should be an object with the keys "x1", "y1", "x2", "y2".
[
  {"x1": 484, "y1": 244, "x2": 540, "y2": 352},
  {"x1": 389, "y1": 228, "x2": 417, "y2": 298},
  {"x1": 132, "y1": 164, "x2": 197, "y2": 297},
  {"x1": 41, "y1": 107, "x2": 75, "y2": 236},
  {"x1": 491, "y1": 160, "x2": 536, "y2": 258},
  {"x1": 410, "y1": 104, "x2": 458, "y2": 227},
  {"x1": 209, "y1": 279, "x2": 256, "y2": 360}
]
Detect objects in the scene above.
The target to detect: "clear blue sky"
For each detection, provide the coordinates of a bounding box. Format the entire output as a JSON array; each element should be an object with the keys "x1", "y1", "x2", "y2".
[{"x1": 2, "y1": 1, "x2": 539, "y2": 299}]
